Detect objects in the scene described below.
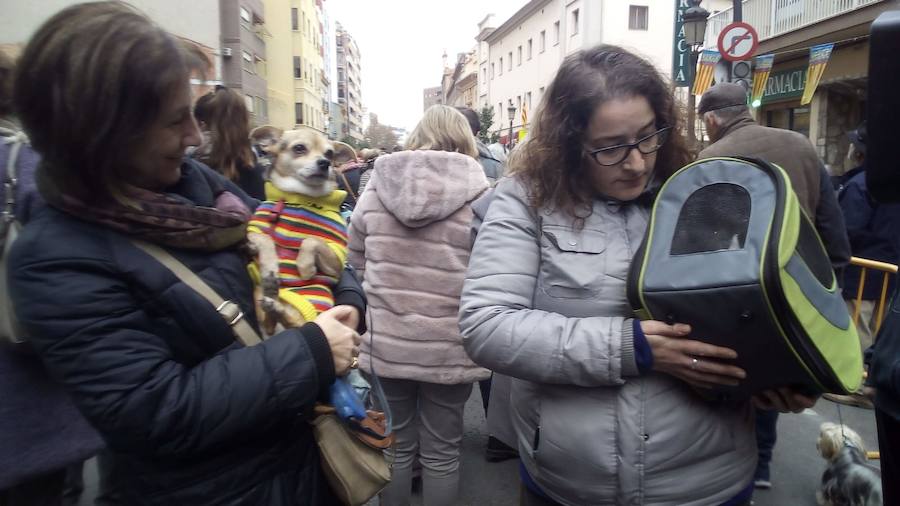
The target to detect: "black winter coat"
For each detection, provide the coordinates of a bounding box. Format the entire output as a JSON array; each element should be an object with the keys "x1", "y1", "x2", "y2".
[
  {"x1": 838, "y1": 165, "x2": 900, "y2": 299},
  {"x1": 8, "y1": 161, "x2": 365, "y2": 505}
]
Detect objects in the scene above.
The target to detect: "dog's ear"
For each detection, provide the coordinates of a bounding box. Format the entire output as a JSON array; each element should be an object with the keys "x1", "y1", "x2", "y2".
[
  {"x1": 250, "y1": 125, "x2": 283, "y2": 145},
  {"x1": 331, "y1": 142, "x2": 357, "y2": 166},
  {"x1": 818, "y1": 423, "x2": 841, "y2": 461},
  {"x1": 842, "y1": 426, "x2": 866, "y2": 455}
]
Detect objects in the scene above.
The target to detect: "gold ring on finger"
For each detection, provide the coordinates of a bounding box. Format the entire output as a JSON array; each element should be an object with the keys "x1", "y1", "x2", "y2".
[{"x1": 350, "y1": 357, "x2": 359, "y2": 369}]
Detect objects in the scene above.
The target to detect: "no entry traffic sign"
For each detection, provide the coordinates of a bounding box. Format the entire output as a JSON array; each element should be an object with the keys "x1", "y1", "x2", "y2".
[{"x1": 717, "y1": 22, "x2": 759, "y2": 62}]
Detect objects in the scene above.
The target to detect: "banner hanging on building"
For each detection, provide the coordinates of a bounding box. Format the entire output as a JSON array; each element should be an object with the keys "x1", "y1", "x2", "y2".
[
  {"x1": 800, "y1": 43, "x2": 834, "y2": 105},
  {"x1": 750, "y1": 54, "x2": 775, "y2": 106},
  {"x1": 521, "y1": 101, "x2": 528, "y2": 127},
  {"x1": 672, "y1": 0, "x2": 692, "y2": 87},
  {"x1": 692, "y1": 50, "x2": 721, "y2": 96}
]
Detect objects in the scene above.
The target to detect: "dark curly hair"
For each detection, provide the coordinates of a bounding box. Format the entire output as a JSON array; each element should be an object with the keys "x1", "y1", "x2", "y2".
[{"x1": 508, "y1": 44, "x2": 691, "y2": 219}]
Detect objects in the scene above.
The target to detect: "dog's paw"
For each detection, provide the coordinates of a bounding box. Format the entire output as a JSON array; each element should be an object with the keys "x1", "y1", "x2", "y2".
[
  {"x1": 262, "y1": 273, "x2": 280, "y2": 298},
  {"x1": 297, "y1": 256, "x2": 317, "y2": 280},
  {"x1": 318, "y1": 260, "x2": 341, "y2": 278}
]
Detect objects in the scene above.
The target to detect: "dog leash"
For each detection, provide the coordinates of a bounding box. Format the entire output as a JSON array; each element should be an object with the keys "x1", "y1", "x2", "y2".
[
  {"x1": 337, "y1": 167, "x2": 359, "y2": 204},
  {"x1": 836, "y1": 402, "x2": 848, "y2": 446},
  {"x1": 365, "y1": 306, "x2": 392, "y2": 440}
]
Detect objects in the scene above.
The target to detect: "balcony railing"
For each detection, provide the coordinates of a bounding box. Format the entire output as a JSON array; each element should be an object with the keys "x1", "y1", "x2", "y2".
[{"x1": 704, "y1": 0, "x2": 884, "y2": 48}]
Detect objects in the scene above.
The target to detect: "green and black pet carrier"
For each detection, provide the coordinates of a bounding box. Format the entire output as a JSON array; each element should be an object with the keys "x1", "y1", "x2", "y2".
[{"x1": 627, "y1": 157, "x2": 863, "y2": 399}]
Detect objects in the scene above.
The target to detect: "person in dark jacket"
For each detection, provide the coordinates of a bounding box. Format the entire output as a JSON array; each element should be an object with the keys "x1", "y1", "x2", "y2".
[
  {"x1": 864, "y1": 119, "x2": 900, "y2": 504},
  {"x1": 0, "y1": 52, "x2": 105, "y2": 506},
  {"x1": 8, "y1": 4, "x2": 364, "y2": 505},
  {"x1": 827, "y1": 124, "x2": 900, "y2": 409},
  {"x1": 699, "y1": 82, "x2": 851, "y2": 490},
  {"x1": 456, "y1": 107, "x2": 503, "y2": 185},
  {"x1": 837, "y1": 123, "x2": 897, "y2": 343}
]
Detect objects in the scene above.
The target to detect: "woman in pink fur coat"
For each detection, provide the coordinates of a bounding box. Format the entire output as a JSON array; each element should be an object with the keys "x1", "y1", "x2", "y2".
[{"x1": 347, "y1": 105, "x2": 491, "y2": 506}]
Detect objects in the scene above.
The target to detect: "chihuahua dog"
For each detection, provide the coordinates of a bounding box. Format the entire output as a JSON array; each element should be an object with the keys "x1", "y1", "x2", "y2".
[
  {"x1": 247, "y1": 127, "x2": 356, "y2": 335},
  {"x1": 816, "y1": 422, "x2": 882, "y2": 506}
]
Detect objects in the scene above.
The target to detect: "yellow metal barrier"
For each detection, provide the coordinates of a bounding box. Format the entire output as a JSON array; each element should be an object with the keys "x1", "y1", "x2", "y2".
[{"x1": 849, "y1": 256, "x2": 898, "y2": 334}]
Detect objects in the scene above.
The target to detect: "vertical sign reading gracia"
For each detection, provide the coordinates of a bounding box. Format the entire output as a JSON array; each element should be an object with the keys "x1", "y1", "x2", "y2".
[{"x1": 672, "y1": 0, "x2": 692, "y2": 87}]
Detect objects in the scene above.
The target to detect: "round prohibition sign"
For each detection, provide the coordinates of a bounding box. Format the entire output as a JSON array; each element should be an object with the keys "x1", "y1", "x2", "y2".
[{"x1": 717, "y1": 22, "x2": 759, "y2": 62}]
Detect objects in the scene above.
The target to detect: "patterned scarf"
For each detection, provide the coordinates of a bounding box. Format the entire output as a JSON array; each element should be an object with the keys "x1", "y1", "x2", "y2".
[{"x1": 37, "y1": 163, "x2": 251, "y2": 252}]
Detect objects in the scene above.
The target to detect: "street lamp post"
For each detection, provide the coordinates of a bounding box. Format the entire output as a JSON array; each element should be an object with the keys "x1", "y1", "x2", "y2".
[
  {"x1": 682, "y1": 0, "x2": 710, "y2": 149},
  {"x1": 507, "y1": 104, "x2": 517, "y2": 151}
]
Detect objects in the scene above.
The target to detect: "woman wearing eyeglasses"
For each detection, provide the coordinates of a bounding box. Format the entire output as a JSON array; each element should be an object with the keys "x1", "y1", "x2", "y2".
[{"x1": 459, "y1": 46, "x2": 757, "y2": 505}]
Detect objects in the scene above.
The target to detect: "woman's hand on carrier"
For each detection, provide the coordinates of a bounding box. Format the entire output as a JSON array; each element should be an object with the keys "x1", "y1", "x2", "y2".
[
  {"x1": 314, "y1": 306, "x2": 362, "y2": 375},
  {"x1": 641, "y1": 320, "x2": 746, "y2": 389},
  {"x1": 752, "y1": 387, "x2": 817, "y2": 413}
]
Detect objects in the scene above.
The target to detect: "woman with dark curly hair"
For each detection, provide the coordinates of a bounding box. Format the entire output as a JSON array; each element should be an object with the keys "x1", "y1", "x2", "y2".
[{"x1": 460, "y1": 45, "x2": 811, "y2": 505}]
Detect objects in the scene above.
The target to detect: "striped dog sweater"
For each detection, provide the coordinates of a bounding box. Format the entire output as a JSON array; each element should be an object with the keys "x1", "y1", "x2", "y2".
[{"x1": 248, "y1": 182, "x2": 348, "y2": 322}]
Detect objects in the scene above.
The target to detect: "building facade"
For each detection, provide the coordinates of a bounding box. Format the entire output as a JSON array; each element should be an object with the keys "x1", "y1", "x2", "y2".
[
  {"x1": 703, "y1": 0, "x2": 893, "y2": 171},
  {"x1": 336, "y1": 22, "x2": 364, "y2": 142},
  {"x1": 322, "y1": 5, "x2": 335, "y2": 137},
  {"x1": 476, "y1": 0, "x2": 679, "y2": 142},
  {"x1": 1, "y1": 0, "x2": 223, "y2": 90},
  {"x1": 443, "y1": 50, "x2": 479, "y2": 109},
  {"x1": 329, "y1": 101, "x2": 345, "y2": 140},
  {"x1": 423, "y1": 86, "x2": 443, "y2": 111},
  {"x1": 220, "y1": 0, "x2": 269, "y2": 126},
  {"x1": 264, "y1": 0, "x2": 327, "y2": 132}
]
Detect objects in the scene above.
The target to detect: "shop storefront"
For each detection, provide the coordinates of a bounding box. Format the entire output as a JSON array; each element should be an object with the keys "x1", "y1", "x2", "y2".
[
  {"x1": 758, "y1": 67, "x2": 809, "y2": 137},
  {"x1": 754, "y1": 40, "x2": 868, "y2": 171}
]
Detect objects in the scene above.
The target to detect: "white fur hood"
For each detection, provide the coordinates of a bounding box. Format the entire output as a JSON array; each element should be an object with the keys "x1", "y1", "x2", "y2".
[{"x1": 367, "y1": 150, "x2": 488, "y2": 228}]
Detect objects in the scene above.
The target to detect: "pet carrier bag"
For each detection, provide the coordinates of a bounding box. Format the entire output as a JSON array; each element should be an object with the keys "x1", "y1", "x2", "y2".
[{"x1": 627, "y1": 157, "x2": 863, "y2": 399}]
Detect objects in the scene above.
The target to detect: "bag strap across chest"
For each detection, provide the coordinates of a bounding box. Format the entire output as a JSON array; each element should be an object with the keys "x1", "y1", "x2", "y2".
[{"x1": 131, "y1": 240, "x2": 263, "y2": 347}]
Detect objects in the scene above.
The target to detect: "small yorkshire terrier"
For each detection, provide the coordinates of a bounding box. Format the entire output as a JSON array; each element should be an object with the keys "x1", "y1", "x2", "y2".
[{"x1": 816, "y1": 422, "x2": 882, "y2": 506}]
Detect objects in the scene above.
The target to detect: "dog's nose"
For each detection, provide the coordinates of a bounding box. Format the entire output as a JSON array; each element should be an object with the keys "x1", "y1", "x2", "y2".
[{"x1": 316, "y1": 158, "x2": 331, "y2": 173}]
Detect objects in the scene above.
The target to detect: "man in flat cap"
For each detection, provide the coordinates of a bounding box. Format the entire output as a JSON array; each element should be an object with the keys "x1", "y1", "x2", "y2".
[
  {"x1": 698, "y1": 82, "x2": 848, "y2": 264},
  {"x1": 697, "y1": 82, "x2": 851, "y2": 491}
]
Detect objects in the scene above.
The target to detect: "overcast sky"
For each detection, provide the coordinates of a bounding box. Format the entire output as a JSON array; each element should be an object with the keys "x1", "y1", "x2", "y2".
[{"x1": 326, "y1": 0, "x2": 529, "y2": 133}]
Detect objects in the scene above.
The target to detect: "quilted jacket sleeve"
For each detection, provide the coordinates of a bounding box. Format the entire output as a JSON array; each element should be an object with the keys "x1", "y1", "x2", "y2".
[
  {"x1": 459, "y1": 178, "x2": 637, "y2": 387},
  {"x1": 9, "y1": 253, "x2": 333, "y2": 458}
]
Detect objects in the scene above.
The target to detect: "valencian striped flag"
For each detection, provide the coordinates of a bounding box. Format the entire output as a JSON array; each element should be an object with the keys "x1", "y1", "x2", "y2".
[
  {"x1": 692, "y1": 50, "x2": 721, "y2": 96},
  {"x1": 750, "y1": 54, "x2": 775, "y2": 106},
  {"x1": 518, "y1": 102, "x2": 528, "y2": 142},
  {"x1": 801, "y1": 43, "x2": 834, "y2": 106}
]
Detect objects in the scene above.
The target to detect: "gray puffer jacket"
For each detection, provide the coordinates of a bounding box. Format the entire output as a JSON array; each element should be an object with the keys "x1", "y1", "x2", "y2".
[{"x1": 459, "y1": 177, "x2": 756, "y2": 506}]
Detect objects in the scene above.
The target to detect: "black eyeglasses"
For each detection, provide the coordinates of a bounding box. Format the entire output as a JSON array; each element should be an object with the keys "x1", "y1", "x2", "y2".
[{"x1": 585, "y1": 126, "x2": 672, "y2": 166}]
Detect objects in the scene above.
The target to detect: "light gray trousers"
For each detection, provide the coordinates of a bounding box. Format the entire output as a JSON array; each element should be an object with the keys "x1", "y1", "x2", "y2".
[{"x1": 378, "y1": 378, "x2": 472, "y2": 506}]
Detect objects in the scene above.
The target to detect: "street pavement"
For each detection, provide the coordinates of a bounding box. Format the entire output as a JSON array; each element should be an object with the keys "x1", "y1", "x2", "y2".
[{"x1": 77, "y1": 388, "x2": 879, "y2": 506}]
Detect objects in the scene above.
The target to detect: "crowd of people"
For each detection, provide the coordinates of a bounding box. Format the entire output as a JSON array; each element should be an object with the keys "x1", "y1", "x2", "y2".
[{"x1": 0, "y1": 2, "x2": 896, "y2": 506}]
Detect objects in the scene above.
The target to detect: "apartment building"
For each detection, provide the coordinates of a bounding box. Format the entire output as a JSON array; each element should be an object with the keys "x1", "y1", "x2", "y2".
[
  {"x1": 336, "y1": 22, "x2": 364, "y2": 142},
  {"x1": 476, "y1": 0, "x2": 679, "y2": 142},
  {"x1": 221, "y1": 0, "x2": 269, "y2": 126},
  {"x1": 265, "y1": 0, "x2": 328, "y2": 132}
]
